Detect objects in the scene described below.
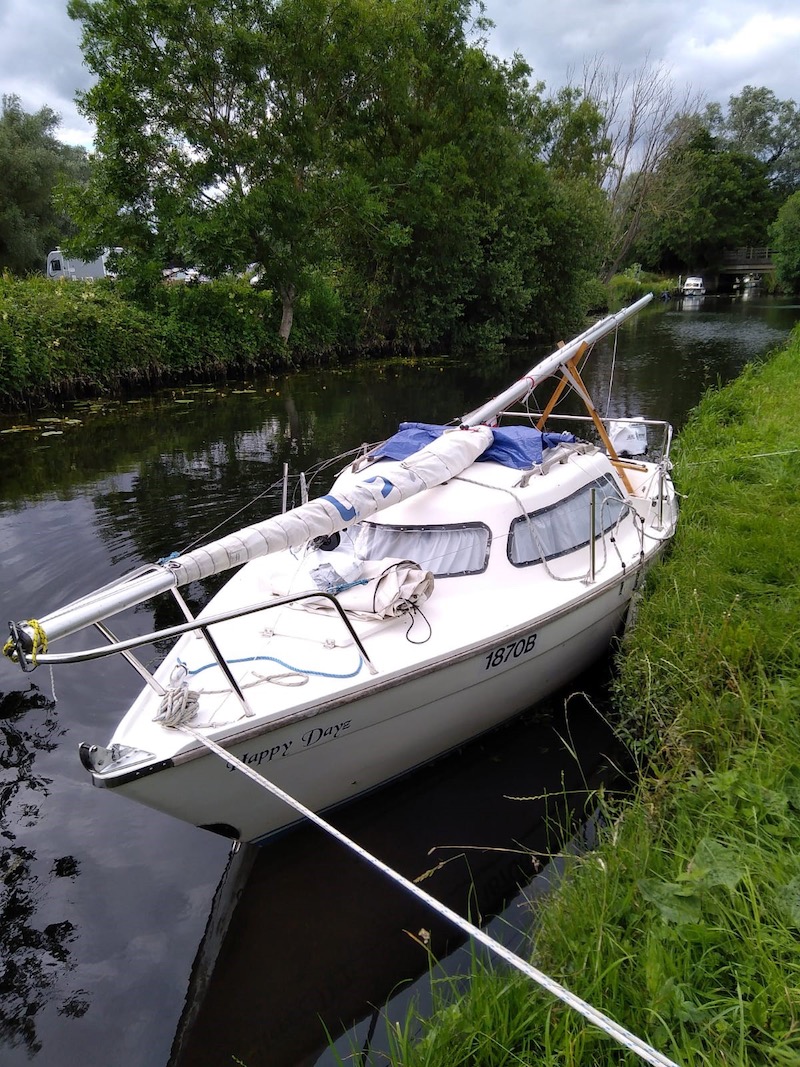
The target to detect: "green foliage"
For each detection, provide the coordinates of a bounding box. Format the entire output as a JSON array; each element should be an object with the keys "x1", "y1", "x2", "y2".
[
  {"x1": 770, "y1": 191, "x2": 800, "y2": 292},
  {"x1": 0, "y1": 95, "x2": 90, "y2": 275},
  {"x1": 579, "y1": 275, "x2": 609, "y2": 314},
  {"x1": 0, "y1": 275, "x2": 297, "y2": 404},
  {"x1": 607, "y1": 267, "x2": 674, "y2": 307},
  {"x1": 632, "y1": 127, "x2": 777, "y2": 272},
  {"x1": 65, "y1": 0, "x2": 609, "y2": 350},
  {"x1": 707, "y1": 85, "x2": 800, "y2": 195}
]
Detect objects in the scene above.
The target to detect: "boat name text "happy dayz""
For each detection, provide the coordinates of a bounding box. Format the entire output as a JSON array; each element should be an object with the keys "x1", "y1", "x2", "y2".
[{"x1": 230, "y1": 719, "x2": 353, "y2": 770}]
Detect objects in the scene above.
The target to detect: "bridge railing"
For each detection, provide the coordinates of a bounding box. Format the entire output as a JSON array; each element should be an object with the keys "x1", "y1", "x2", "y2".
[{"x1": 720, "y1": 247, "x2": 773, "y2": 265}]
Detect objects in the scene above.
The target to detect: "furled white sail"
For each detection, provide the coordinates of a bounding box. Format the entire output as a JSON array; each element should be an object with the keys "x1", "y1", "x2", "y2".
[
  {"x1": 28, "y1": 426, "x2": 494, "y2": 646},
  {"x1": 165, "y1": 425, "x2": 493, "y2": 585}
]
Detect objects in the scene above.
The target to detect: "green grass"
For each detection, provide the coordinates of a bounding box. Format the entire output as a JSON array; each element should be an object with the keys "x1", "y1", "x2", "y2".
[{"x1": 378, "y1": 325, "x2": 800, "y2": 1066}]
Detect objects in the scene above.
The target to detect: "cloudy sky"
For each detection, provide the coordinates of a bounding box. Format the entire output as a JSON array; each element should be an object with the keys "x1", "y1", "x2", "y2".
[{"x1": 1, "y1": 0, "x2": 799, "y2": 148}]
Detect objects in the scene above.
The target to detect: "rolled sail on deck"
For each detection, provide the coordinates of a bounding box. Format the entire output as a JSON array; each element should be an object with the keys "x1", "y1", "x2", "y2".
[
  {"x1": 166, "y1": 425, "x2": 493, "y2": 584},
  {"x1": 26, "y1": 426, "x2": 494, "y2": 646}
]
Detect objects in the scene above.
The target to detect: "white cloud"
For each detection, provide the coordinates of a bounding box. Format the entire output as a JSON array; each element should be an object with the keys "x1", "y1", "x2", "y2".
[
  {"x1": 486, "y1": 0, "x2": 800, "y2": 106},
  {"x1": 0, "y1": 0, "x2": 798, "y2": 150},
  {"x1": 681, "y1": 11, "x2": 800, "y2": 68},
  {"x1": 0, "y1": 0, "x2": 94, "y2": 147}
]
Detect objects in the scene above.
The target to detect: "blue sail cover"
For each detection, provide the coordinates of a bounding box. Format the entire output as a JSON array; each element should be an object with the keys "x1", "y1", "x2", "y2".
[{"x1": 374, "y1": 422, "x2": 575, "y2": 470}]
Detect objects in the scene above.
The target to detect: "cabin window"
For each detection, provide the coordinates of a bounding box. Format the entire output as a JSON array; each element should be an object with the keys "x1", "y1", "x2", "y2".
[
  {"x1": 354, "y1": 521, "x2": 491, "y2": 577},
  {"x1": 508, "y1": 475, "x2": 627, "y2": 566}
]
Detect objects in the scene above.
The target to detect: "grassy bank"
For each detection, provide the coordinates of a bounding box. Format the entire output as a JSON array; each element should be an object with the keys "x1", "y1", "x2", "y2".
[{"x1": 383, "y1": 325, "x2": 800, "y2": 1065}]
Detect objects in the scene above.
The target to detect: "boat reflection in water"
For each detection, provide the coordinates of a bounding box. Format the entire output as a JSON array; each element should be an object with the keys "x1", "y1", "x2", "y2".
[
  {"x1": 680, "y1": 294, "x2": 705, "y2": 310},
  {"x1": 168, "y1": 678, "x2": 623, "y2": 1067}
]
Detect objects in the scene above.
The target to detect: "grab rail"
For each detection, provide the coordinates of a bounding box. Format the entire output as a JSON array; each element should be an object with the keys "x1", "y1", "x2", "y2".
[
  {"x1": 501, "y1": 412, "x2": 674, "y2": 463},
  {"x1": 7, "y1": 590, "x2": 379, "y2": 675}
]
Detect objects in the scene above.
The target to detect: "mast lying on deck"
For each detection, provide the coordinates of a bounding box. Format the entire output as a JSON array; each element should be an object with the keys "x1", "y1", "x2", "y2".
[
  {"x1": 6, "y1": 425, "x2": 493, "y2": 655},
  {"x1": 4, "y1": 296, "x2": 653, "y2": 663}
]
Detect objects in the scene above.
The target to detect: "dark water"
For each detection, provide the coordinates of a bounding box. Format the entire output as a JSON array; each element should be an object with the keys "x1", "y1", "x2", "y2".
[{"x1": 1, "y1": 295, "x2": 798, "y2": 1066}]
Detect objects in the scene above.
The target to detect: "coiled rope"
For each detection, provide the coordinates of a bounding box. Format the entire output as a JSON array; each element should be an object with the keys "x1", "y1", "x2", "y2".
[{"x1": 154, "y1": 664, "x2": 200, "y2": 727}]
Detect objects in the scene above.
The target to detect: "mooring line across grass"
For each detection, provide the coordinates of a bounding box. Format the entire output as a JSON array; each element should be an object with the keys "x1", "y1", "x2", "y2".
[{"x1": 381, "y1": 326, "x2": 800, "y2": 1066}]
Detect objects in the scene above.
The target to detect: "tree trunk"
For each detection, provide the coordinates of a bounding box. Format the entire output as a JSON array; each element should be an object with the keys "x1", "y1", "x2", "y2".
[{"x1": 279, "y1": 283, "x2": 297, "y2": 342}]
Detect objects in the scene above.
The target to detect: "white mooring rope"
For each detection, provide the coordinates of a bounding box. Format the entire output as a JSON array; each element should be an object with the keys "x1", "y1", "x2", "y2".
[{"x1": 181, "y1": 725, "x2": 680, "y2": 1067}]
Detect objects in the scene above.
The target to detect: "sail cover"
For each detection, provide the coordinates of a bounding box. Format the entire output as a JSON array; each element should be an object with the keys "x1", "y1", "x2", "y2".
[
  {"x1": 373, "y1": 423, "x2": 575, "y2": 469},
  {"x1": 164, "y1": 425, "x2": 494, "y2": 586}
]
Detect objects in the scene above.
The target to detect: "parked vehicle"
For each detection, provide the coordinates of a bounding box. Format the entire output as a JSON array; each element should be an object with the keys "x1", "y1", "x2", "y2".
[
  {"x1": 162, "y1": 266, "x2": 209, "y2": 283},
  {"x1": 46, "y1": 248, "x2": 118, "y2": 281}
]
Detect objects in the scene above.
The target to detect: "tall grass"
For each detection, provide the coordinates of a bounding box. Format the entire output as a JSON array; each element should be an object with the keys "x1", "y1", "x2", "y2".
[
  {"x1": 608, "y1": 268, "x2": 675, "y2": 307},
  {"x1": 381, "y1": 326, "x2": 800, "y2": 1065}
]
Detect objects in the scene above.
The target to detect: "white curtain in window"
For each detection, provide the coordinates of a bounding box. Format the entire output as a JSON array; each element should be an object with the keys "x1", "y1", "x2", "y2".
[
  {"x1": 510, "y1": 481, "x2": 625, "y2": 564},
  {"x1": 354, "y1": 523, "x2": 489, "y2": 577}
]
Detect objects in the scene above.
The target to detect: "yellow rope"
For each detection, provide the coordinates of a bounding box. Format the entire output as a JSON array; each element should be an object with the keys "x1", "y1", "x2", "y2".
[{"x1": 2, "y1": 619, "x2": 48, "y2": 666}]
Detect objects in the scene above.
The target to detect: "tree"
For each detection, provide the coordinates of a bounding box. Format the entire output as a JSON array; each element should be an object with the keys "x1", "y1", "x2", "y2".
[
  {"x1": 68, "y1": 0, "x2": 387, "y2": 335},
  {"x1": 67, "y1": 0, "x2": 609, "y2": 347},
  {"x1": 631, "y1": 128, "x2": 776, "y2": 272},
  {"x1": 0, "y1": 96, "x2": 90, "y2": 274},
  {"x1": 334, "y1": 42, "x2": 607, "y2": 348},
  {"x1": 707, "y1": 86, "x2": 800, "y2": 194},
  {"x1": 69, "y1": 0, "x2": 518, "y2": 341},
  {"x1": 575, "y1": 56, "x2": 702, "y2": 278},
  {"x1": 771, "y1": 191, "x2": 800, "y2": 291}
]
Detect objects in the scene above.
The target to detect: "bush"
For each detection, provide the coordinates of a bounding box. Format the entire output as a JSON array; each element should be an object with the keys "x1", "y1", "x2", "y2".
[
  {"x1": 154, "y1": 278, "x2": 285, "y2": 373},
  {"x1": 770, "y1": 191, "x2": 800, "y2": 292},
  {"x1": 580, "y1": 276, "x2": 609, "y2": 313},
  {"x1": 608, "y1": 268, "x2": 675, "y2": 307},
  {"x1": 0, "y1": 274, "x2": 165, "y2": 401},
  {"x1": 0, "y1": 274, "x2": 337, "y2": 405},
  {"x1": 285, "y1": 272, "x2": 358, "y2": 355}
]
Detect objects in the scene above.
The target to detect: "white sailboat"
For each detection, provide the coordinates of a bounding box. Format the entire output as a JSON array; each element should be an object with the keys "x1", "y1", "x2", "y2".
[{"x1": 4, "y1": 294, "x2": 678, "y2": 843}]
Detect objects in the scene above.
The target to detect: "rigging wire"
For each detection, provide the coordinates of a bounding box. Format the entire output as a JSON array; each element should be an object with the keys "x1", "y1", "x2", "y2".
[
  {"x1": 604, "y1": 326, "x2": 620, "y2": 418},
  {"x1": 170, "y1": 442, "x2": 382, "y2": 559}
]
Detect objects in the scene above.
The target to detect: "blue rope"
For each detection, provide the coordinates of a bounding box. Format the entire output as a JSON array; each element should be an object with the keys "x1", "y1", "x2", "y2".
[
  {"x1": 184, "y1": 654, "x2": 364, "y2": 681},
  {"x1": 330, "y1": 577, "x2": 368, "y2": 593}
]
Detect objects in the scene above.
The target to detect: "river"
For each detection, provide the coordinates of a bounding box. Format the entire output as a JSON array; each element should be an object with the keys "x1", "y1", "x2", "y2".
[{"x1": 1, "y1": 294, "x2": 798, "y2": 1066}]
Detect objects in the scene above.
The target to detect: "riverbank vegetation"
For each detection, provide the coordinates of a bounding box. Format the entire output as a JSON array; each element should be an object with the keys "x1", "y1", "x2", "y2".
[
  {"x1": 380, "y1": 324, "x2": 800, "y2": 1064},
  {"x1": 0, "y1": 274, "x2": 298, "y2": 404},
  {"x1": 1, "y1": 1, "x2": 799, "y2": 408}
]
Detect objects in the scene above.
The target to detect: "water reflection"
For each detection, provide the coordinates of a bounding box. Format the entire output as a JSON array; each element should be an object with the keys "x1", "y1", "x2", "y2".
[
  {"x1": 169, "y1": 687, "x2": 621, "y2": 1067},
  {"x1": 0, "y1": 687, "x2": 87, "y2": 1056},
  {"x1": 1, "y1": 296, "x2": 799, "y2": 1066}
]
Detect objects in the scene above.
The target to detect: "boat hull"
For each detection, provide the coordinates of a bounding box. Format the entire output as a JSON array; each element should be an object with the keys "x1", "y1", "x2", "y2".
[{"x1": 104, "y1": 567, "x2": 641, "y2": 842}]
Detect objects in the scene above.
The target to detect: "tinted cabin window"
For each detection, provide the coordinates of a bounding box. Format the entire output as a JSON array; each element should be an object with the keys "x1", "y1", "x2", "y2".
[
  {"x1": 508, "y1": 475, "x2": 627, "y2": 566},
  {"x1": 355, "y1": 522, "x2": 491, "y2": 577}
]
